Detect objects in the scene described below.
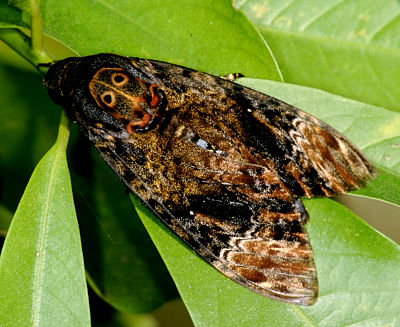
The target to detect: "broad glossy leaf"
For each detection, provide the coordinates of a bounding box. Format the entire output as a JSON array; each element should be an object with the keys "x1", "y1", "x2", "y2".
[
  {"x1": 0, "y1": 113, "x2": 90, "y2": 327},
  {"x1": 236, "y1": 0, "x2": 400, "y2": 112},
  {"x1": 40, "y1": 0, "x2": 281, "y2": 80}
]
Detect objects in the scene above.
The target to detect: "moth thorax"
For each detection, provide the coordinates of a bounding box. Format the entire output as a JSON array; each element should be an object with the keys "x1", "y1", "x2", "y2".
[{"x1": 89, "y1": 67, "x2": 164, "y2": 133}]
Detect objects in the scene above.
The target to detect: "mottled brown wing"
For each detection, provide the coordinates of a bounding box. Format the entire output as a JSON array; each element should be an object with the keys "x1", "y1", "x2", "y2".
[
  {"x1": 144, "y1": 58, "x2": 377, "y2": 199},
  {"x1": 93, "y1": 134, "x2": 318, "y2": 305},
  {"x1": 43, "y1": 54, "x2": 376, "y2": 306}
]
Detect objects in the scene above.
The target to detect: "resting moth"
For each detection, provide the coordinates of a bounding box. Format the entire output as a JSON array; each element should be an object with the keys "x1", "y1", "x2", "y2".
[{"x1": 44, "y1": 53, "x2": 376, "y2": 306}]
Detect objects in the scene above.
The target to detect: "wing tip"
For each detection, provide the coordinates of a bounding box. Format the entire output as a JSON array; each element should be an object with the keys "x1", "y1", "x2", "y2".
[{"x1": 212, "y1": 255, "x2": 319, "y2": 306}]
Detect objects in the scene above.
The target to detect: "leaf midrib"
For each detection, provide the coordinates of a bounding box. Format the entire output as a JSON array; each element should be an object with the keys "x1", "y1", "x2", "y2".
[
  {"x1": 31, "y1": 149, "x2": 59, "y2": 327},
  {"x1": 259, "y1": 25, "x2": 400, "y2": 58}
]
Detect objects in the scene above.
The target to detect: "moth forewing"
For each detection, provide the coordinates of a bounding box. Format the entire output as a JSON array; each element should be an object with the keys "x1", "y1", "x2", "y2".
[{"x1": 44, "y1": 53, "x2": 376, "y2": 306}]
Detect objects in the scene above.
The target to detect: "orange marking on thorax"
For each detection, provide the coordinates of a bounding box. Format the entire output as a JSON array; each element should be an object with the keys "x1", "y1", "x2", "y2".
[
  {"x1": 89, "y1": 69, "x2": 160, "y2": 133},
  {"x1": 90, "y1": 74, "x2": 160, "y2": 112},
  {"x1": 91, "y1": 79, "x2": 146, "y2": 106},
  {"x1": 149, "y1": 84, "x2": 160, "y2": 107}
]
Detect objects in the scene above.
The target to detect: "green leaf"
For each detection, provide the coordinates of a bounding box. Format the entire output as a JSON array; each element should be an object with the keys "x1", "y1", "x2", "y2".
[
  {"x1": 0, "y1": 2, "x2": 28, "y2": 28},
  {"x1": 133, "y1": 195, "x2": 400, "y2": 327},
  {"x1": 0, "y1": 203, "x2": 13, "y2": 234},
  {"x1": 0, "y1": 28, "x2": 50, "y2": 67},
  {"x1": 1, "y1": 1, "x2": 48, "y2": 64},
  {"x1": 40, "y1": 0, "x2": 282, "y2": 80},
  {"x1": 8, "y1": 0, "x2": 35, "y2": 15},
  {"x1": 236, "y1": 0, "x2": 400, "y2": 112},
  {"x1": 0, "y1": 113, "x2": 90, "y2": 327},
  {"x1": 0, "y1": 59, "x2": 59, "y2": 214}
]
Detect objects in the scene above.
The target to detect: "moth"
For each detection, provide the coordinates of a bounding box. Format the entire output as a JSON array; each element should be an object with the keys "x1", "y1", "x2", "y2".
[{"x1": 44, "y1": 53, "x2": 376, "y2": 306}]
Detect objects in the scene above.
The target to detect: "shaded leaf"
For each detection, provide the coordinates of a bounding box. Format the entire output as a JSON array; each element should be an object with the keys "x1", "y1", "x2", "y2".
[
  {"x1": 0, "y1": 203, "x2": 12, "y2": 232},
  {"x1": 8, "y1": 0, "x2": 34, "y2": 15},
  {"x1": 0, "y1": 113, "x2": 90, "y2": 327},
  {"x1": 0, "y1": 60, "x2": 59, "y2": 214},
  {"x1": 0, "y1": 2, "x2": 27, "y2": 28}
]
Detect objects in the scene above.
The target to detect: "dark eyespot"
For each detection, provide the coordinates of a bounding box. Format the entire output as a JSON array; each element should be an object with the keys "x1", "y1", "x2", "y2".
[
  {"x1": 114, "y1": 75, "x2": 124, "y2": 83},
  {"x1": 104, "y1": 94, "x2": 112, "y2": 103},
  {"x1": 112, "y1": 73, "x2": 129, "y2": 86},
  {"x1": 101, "y1": 91, "x2": 115, "y2": 107},
  {"x1": 133, "y1": 110, "x2": 144, "y2": 120}
]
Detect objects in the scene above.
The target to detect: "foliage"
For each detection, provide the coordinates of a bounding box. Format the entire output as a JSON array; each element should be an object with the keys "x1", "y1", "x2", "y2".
[{"x1": 0, "y1": 0, "x2": 399, "y2": 326}]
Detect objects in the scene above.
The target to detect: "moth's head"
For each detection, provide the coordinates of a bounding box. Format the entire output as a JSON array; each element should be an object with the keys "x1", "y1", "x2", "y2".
[
  {"x1": 43, "y1": 57, "x2": 83, "y2": 107},
  {"x1": 44, "y1": 54, "x2": 166, "y2": 133}
]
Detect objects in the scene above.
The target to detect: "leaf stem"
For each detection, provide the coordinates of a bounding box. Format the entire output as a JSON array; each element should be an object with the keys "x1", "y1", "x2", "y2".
[
  {"x1": 30, "y1": 0, "x2": 43, "y2": 53},
  {"x1": 0, "y1": 29, "x2": 52, "y2": 73},
  {"x1": 56, "y1": 110, "x2": 71, "y2": 152},
  {"x1": 30, "y1": 0, "x2": 50, "y2": 67}
]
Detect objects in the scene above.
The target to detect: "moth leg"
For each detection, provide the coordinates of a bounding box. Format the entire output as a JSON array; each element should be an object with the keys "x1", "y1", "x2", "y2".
[
  {"x1": 221, "y1": 73, "x2": 244, "y2": 81},
  {"x1": 37, "y1": 62, "x2": 53, "y2": 74},
  {"x1": 294, "y1": 198, "x2": 309, "y2": 224}
]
